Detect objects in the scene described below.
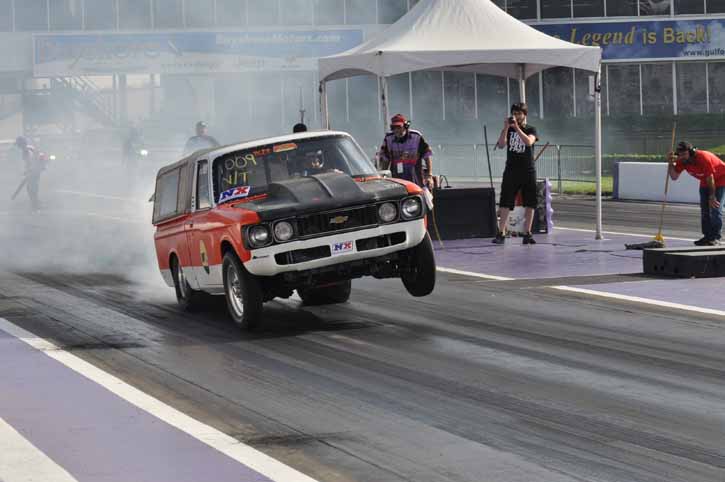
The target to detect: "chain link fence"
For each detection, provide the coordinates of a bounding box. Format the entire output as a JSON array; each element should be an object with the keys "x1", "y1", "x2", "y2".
[{"x1": 366, "y1": 143, "x2": 600, "y2": 192}]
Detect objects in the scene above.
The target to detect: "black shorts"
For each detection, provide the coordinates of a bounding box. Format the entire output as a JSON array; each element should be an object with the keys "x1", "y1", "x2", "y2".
[{"x1": 499, "y1": 169, "x2": 537, "y2": 209}]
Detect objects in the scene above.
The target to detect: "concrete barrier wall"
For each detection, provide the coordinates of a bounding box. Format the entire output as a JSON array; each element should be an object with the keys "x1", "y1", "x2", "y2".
[{"x1": 616, "y1": 162, "x2": 700, "y2": 204}]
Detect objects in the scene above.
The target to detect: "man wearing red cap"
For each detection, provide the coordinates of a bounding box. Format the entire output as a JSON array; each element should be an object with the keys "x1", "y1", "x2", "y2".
[{"x1": 378, "y1": 114, "x2": 433, "y2": 188}]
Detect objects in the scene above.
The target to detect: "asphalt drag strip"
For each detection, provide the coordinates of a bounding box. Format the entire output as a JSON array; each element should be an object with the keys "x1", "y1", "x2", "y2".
[
  {"x1": 0, "y1": 317, "x2": 309, "y2": 482},
  {"x1": 1, "y1": 269, "x2": 724, "y2": 482}
]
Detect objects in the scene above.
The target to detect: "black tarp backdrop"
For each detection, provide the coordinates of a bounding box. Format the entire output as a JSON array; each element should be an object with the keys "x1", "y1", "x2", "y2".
[{"x1": 428, "y1": 186, "x2": 497, "y2": 240}]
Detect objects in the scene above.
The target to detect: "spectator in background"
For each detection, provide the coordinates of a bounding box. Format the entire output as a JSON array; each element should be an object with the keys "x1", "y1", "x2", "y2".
[
  {"x1": 183, "y1": 121, "x2": 220, "y2": 156},
  {"x1": 14, "y1": 136, "x2": 44, "y2": 212},
  {"x1": 293, "y1": 123, "x2": 308, "y2": 133},
  {"x1": 122, "y1": 124, "x2": 144, "y2": 166}
]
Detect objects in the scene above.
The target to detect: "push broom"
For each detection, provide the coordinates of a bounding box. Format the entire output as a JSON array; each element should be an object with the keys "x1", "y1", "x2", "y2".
[{"x1": 625, "y1": 119, "x2": 677, "y2": 250}]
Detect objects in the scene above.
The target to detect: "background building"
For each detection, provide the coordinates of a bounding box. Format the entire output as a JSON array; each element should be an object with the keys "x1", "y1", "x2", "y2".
[{"x1": 0, "y1": 0, "x2": 724, "y2": 158}]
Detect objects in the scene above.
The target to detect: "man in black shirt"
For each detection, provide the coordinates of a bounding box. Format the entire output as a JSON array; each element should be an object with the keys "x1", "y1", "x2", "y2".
[{"x1": 492, "y1": 102, "x2": 539, "y2": 245}]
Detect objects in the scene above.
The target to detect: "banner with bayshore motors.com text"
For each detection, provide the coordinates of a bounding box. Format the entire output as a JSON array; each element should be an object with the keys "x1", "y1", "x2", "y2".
[{"x1": 33, "y1": 29, "x2": 363, "y2": 76}]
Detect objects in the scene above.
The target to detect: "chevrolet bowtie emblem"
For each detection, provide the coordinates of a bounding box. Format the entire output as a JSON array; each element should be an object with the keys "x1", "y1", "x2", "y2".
[{"x1": 329, "y1": 215, "x2": 349, "y2": 225}]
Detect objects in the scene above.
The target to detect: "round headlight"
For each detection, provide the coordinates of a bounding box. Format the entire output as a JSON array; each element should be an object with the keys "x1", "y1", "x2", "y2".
[
  {"x1": 139, "y1": 149, "x2": 149, "y2": 157},
  {"x1": 274, "y1": 221, "x2": 294, "y2": 242},
  {"x1": 378, "y1": 202, "x2": 398, "y2": 223},
  {"x1": 248, "y1": 225, "x2": 271, "y2": 247},
  {"x1": 401, "y1": 197, "x2": 422, "y2": 219}
]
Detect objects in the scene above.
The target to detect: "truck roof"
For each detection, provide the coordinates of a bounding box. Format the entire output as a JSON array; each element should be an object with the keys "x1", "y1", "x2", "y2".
[{"x1": 156, "y1": 130, "x2": 353, "y2": 177}]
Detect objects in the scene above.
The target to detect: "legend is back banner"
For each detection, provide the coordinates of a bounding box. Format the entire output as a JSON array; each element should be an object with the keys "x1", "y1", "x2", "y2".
[{"x1": 535, "y1": 17, "x2": 725, "y2": 61}]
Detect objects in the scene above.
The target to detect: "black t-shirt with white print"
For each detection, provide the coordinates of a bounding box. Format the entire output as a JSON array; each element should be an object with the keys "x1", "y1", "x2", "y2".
[{"x1": 505, "y1": 124, "x2": 538, "y2": 171}]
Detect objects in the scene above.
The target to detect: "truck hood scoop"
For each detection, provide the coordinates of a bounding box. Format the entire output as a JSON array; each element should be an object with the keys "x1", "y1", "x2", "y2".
[{"x1": 238, "y1": 173, "x2": 408, "y2": 221}]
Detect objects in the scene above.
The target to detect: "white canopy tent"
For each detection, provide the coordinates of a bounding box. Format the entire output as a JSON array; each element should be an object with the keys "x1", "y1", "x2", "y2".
[{"x1": 318, "y1": 0, "x2": 604, "y2": 238}]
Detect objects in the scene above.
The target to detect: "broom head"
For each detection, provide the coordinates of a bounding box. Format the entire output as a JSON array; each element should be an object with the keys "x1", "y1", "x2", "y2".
[{"x1": 624, "y1": 240, "x2": 665, "y2": 250}]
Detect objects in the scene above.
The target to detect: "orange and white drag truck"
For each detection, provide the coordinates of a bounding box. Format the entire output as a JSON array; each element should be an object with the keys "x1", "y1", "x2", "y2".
[{"x1": 152, "y1": 131, "x2": 435, "y2": 330}]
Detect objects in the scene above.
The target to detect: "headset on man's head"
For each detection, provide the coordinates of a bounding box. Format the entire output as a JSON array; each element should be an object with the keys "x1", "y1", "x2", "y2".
[
  {"x1": 390, "y1": 114, "x2": 411, "y2": 131},
  {"x1": 677, "y1": 141, "x2": 697, "y2": 160}
]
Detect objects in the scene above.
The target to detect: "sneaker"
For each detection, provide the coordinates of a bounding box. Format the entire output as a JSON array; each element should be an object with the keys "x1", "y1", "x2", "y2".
[
  {"x1": 694, "y1": 237, "x2": 710, "y2": 246},
  {"x1": 492, "y1": 232, "x2": 505, "y2": 244},
  {"x1": 522, "y1": 232, "x2": 536, "y2": 245},
  {"x1": 702, "y1": 239, "x2": 719, "y2": 246}
]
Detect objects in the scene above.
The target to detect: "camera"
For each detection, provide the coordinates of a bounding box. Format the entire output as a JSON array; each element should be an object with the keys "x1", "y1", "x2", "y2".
[{"x1": 508, "y1": 116, "x2": 515, "y2": 125}]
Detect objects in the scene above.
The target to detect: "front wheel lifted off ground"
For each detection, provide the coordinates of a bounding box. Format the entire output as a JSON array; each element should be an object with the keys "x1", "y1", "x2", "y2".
[
  {"x1": 401, "y1": 233, "x2": 436, "y2": 297},
  {"x1": 222, "y1": 251, "x2": 263, "y2": 330}
]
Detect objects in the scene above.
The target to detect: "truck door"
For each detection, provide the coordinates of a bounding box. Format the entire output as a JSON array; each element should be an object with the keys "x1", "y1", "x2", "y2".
[{"x1": 186, "y1": 159, "x2": 217, "y2": 290}]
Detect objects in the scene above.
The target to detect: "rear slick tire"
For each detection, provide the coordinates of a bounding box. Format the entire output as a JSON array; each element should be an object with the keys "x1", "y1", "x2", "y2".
[
  {"x1": 401, "y1": 233, "x2": 436, "y2": 297},
  {"x1": 222, "y1": 252, "x2": 263, "y2": 331},
  {"x1": 171, "y1": 257, "x2": 201, "y2": 311}
]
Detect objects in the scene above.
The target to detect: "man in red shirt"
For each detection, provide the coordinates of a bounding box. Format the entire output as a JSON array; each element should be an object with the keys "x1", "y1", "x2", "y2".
[{"x1": 668, "y1": 141, "x2": 725, "y2": 245}]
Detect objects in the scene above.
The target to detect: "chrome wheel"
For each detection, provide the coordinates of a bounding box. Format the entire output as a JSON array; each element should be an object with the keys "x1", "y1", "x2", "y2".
[
  {"x1": 222, "y1": 251, "x2": 263, "y2": 330},
  {"x1": 226, "y1": 264, "x2": 245, "y2": 317}
]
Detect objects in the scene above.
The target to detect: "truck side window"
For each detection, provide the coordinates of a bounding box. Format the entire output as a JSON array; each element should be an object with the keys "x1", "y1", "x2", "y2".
[
  {"x1": 156, "y1": 168, "x2": 181, "y2": 220},
  {"x1": 197, "y1": 160, "x2": 211, "y2": 210}
]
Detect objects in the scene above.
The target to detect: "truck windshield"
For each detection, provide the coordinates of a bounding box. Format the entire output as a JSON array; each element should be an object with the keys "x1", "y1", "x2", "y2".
[{"x1": 212, "y1": 135, "x2": 377, "y2": 203}]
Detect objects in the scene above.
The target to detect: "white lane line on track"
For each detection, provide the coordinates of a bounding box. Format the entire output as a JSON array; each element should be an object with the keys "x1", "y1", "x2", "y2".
[
  {"x1": 553, "y1": 226, "x2": 695, "y2": 242},
  {"x1": 0, "y1": 207, "x2": 146, "y2": 224},
  {"x1": 0, "y1": 318, "x2": 320, "y2": 482},
  {"x1": 54, "y1": 190, "x2": 145, "y2": 203},
  {"x1": 437, "y1": 266, "x2": 514, "y2": 281},
  {"x1": 551, "y1": 285, "x2": 725, "y2": 318},
  {"x1": 439, "y1": 266, "x2": 724, "y2": 317},
  {"x1": 0, "y1": 417, "x2": 80, "y2": 482},
  {"x1": 83, "y1": 212, "x2": 147, "y2": 224}
]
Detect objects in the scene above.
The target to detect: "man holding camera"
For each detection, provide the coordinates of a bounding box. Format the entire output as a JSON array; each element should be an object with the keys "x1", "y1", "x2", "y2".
[
  {"x1": 492, "y1": 102, "x2": 539, "y2": 245},
  {"x1": 378, "y1": 114, "x2": 433, "y2": 189},
  {"x1": 668, "y1": 141, "x2": 725, "y2": 246}
]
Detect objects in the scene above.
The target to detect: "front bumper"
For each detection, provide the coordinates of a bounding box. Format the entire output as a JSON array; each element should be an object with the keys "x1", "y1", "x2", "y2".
[{"x1": 244, "y1": 219, "x2": 426, "y2": 277}]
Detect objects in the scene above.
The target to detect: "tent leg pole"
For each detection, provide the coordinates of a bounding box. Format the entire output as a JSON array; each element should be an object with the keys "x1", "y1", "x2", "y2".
[
  {"x1": 380, "y1": 76, "x2": 390, "y2": 137},
  {"x1": 519, "y1": 64, "x2": 526, "y2": 104},
  {"x1": 319, "y1": 81, "x2": 330, "y2": 130},
  {"x1": 595, "y1": 68, "x2": 603, "y2": 240}
]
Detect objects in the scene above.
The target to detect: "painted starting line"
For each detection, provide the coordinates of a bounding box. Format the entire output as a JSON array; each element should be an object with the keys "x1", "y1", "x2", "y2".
[
  {"x1": 0, "y1": 317, "x2": 319, "y2": 482},
  {"x1": 438, "y1": 227, "x2": 725, "y2": 319}
]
